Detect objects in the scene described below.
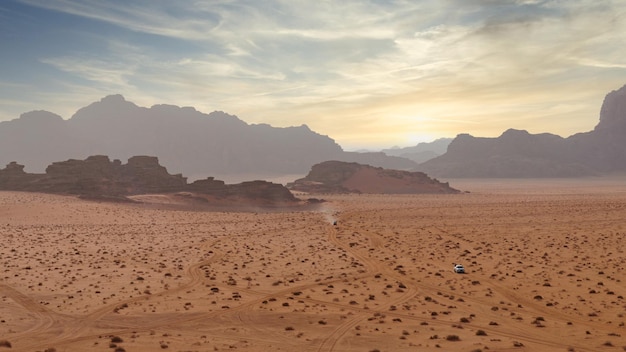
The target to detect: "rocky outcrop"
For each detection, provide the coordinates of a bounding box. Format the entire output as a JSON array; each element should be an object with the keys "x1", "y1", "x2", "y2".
[
  {"x1": 0, "y1": 156, "x2": 297, "y2": 204},
  {"x1": 287, "y1": 161, "x2": 460, "y2": 194},
  {"x1": 419, "y1": 84, "x2": 626, "y2": 178}
]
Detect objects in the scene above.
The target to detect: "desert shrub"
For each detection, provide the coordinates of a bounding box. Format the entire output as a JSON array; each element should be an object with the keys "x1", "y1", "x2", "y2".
[
  {"x1": 445, "y1": 335, "x2": 460, "y2": 341},
  {"x1": 111, "y1": 336, "x2": 124, "y2": 343},
  {"x1": 0, "y1": 340, "x2": 12, "y2": 348}
]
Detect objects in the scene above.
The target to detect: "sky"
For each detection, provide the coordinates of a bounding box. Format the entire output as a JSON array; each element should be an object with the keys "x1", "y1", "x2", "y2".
[{"x1": 1, "y1": 0, "x2": 626, "y2": 150}]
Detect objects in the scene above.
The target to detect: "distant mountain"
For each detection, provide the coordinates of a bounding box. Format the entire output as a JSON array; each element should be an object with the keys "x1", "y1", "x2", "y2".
[
  {"x1": 287, "y1": 160, "x2": 460, "y2": 194},
  {"x1": 382, "y1": 138, "x2": 453, "y2": 163},
  {"x1": 0, "y1": 95, "x2": 417, "y2": 179},
  {"x1": 418, "y1": 84, "x2": 626, "y2": 178}
]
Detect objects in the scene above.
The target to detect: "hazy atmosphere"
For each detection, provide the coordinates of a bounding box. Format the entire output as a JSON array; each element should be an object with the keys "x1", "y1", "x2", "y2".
[{"x1": 1, "y1": 0, "x2": 626, "y2": 149}]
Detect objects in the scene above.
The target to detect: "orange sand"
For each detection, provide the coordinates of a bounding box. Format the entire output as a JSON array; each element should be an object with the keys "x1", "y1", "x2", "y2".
[{"x1": 1, "y1": 178, "x2": 626, "y2": 351}]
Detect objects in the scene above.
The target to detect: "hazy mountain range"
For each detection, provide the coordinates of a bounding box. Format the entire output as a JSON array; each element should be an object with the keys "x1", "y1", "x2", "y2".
[
  {"x1": 418, "y1": 84, "x2": 626, "y2": 177},
  {"x1": 382, "y1": 138, "x2": 453, "y2": 164},
  {"x1": 0, "y1": 95, "x2": 415, "y2": 180},
  {"x1": 2, "y1": 83, "x2": 624, "y2": 180}
]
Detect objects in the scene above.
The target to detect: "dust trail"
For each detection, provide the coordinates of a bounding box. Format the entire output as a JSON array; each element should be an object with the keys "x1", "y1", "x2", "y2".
[{"x1": 317, "y1": 202, "x2": 339, "y2": 225}]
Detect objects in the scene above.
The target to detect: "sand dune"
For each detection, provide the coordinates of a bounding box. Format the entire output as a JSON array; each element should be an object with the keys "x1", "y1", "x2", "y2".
[{"x1": 1, "y1": 178, "x2": 625, "y2": 351}]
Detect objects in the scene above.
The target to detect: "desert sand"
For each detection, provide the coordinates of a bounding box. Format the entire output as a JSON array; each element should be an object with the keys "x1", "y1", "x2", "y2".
[{"x1": 1, "y1": 177, "x2": 626, "y2": 351}]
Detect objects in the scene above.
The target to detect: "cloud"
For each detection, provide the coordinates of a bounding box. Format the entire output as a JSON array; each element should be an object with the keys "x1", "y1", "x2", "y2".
[
  {"x1": 3, "y1": 0, "x2": 626, "y2": 149},
  {"x1": 18, "y1": 0, "x2": 223, "y2": 40}
]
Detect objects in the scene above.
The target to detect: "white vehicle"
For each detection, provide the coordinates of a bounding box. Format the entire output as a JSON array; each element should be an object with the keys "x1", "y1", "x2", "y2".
[{"x1": 453, "y1": 264, "x2": 465, "y2": 274}]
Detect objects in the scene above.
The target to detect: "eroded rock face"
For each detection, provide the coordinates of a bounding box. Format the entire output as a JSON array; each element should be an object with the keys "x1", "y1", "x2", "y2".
[
  {"x1": 0, "y1": 156, "x2": 297, "y2": 204},
  {"x1": 596, "y1": 84, "x2": 626, "y2": 131},
  {"x1": 419, "y1": 84, "x2": 626, "y2": 177},
  {"x1": 0, "y1": 162, "x2": 38, "y2": 191},
  {"x1": 287, "y1": 160, "x2": 460, "y2": 194}
]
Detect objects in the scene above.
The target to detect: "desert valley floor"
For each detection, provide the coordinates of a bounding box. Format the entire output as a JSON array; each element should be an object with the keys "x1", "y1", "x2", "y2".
[{"x1": 1, "y1": 178, "x2": 626, "y2": 351}]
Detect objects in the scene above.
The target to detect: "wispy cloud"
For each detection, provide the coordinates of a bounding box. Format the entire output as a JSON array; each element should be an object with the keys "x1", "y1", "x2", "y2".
[{"x1": 2, "y1": 0, "x2": 625, "y2": 149}]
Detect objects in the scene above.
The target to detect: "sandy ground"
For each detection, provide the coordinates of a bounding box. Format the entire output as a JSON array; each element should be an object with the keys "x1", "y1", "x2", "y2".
[{"x1": 1, "y1": 178, "x2": 626, "y2": 351}]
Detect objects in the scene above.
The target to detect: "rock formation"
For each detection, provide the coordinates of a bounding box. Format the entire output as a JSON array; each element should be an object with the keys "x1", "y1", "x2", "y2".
[
  {"x1": 418, "y1": 84, "x2": 626, "y2": 178},
  {"x1": 596, "y1": 84, "x2": 626, "y2": 132},
  {"x1": 287, "y1": 160, "x2": 460, "y2": 194},
  {"x1": 0, "y1": 156, "x2": 297, "y2": 205}
]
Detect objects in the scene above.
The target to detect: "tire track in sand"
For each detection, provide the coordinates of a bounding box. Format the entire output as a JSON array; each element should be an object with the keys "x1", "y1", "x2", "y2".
[
  {"x1": 12, "y1": 240, "x2": 224, "y2": 351},
  {"x1": 0, "y1": 282, "x2": 65, "y2": 340},
  {"x1": 317, "y1": 221, "x2": 419, "y2": 352}
]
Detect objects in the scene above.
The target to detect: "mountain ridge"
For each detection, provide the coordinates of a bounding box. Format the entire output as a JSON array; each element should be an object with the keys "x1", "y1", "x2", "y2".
[
  {"x1": 418, "y1": 84, "x2": 626, "y2": 178},
  {"x1": 0, "y1": 95, "x2": 417, "y2": 179}
]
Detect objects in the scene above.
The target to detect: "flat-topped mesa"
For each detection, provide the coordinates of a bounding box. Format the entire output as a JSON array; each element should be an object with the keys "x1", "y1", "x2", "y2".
[
  {"x1": 43, "y1": 155, "x2": 124, "y2": 195},
  {"x1": 288, "y1": 160, "x2": 460, "y2": 194}
]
